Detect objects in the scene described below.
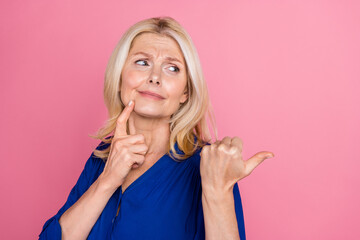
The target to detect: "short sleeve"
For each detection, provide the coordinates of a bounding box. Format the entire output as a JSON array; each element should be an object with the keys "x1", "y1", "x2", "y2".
[
  {"x1": 233, "y1": 182, "x2": 246, "y2": 240},
  {"x1": 38, "y1": 141, "x2": 108, "y2": 240}
]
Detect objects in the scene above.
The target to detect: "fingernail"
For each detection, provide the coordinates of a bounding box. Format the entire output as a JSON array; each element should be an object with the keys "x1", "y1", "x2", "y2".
[
  {"x1": 128, "y1": 100, "x2": 133, "y2": 106},
  {"x1": 265, "y1": 154, "x2": 274, "y2": 159}
]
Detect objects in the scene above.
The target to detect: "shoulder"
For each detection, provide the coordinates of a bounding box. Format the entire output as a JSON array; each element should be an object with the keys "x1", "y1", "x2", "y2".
[
  {"x1": 94, "y1": 136, "x2": 112, "y2": 151},
  {"x1": 84, "y1": 137, "x2": 112, "y2": 182},
  {"x1": 193, "y1": 141, "x2": 211, "y2": 157},
  {"x1": 91, "y1": 136, "x2": 112, "y2": 158},
  {"x1": 189, "y1": 141, "x2": 211, "y2": 169}
]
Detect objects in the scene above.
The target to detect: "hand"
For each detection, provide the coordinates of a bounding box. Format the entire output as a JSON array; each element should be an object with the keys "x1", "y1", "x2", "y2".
[
  {"x1": 99, "y1": 100, "x2": 148, "y2": 189},
  {"x1": 200, "y1": 136, "x2": 274, "y2": 193}
]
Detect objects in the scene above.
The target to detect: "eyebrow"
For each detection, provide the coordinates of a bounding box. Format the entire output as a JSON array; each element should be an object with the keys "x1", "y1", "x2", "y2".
[{"x1": 131, "y1": 51, "x2": 184, "y2": 65}]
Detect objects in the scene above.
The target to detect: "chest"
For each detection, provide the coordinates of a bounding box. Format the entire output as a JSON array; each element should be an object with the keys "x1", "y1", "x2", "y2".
[
  {"x1": 115, "y1": 157, "x2": 161, "y2": 216},
  {"x1": 88, "y1": 155, "x2": 204, "y2": 240},
  {"x1": 112, "y1": 172, "x2": 203, "y2": 240},
  {"x1": 120, "y1": 156, "x2": 160, "y2": 194}
]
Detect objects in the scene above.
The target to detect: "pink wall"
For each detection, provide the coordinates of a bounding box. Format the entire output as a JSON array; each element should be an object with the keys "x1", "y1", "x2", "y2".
[{"x1": 1, "y1": 0, "x2": 359, "y2": 239}]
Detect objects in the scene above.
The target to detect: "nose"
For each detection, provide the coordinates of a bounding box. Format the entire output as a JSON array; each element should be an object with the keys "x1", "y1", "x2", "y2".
[
  {"x1": 148, "y1": 78, "x2": 160, "y2": 85},
  {"x1": 147, "y1": 66, "x2": 161, "y2": 86}
]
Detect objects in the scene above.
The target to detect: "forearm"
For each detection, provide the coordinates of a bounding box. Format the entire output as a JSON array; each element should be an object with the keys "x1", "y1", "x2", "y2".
[
  {"x1": 202, "y1": 187, "x2": 240, "y2": 240},
  {"x1": 59, "y1": 174, "x2": 118, "y2": 240}
]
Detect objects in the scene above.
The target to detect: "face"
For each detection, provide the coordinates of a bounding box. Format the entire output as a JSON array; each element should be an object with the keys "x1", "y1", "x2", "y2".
[{"x1": 120, "y1": 33, "x2": 188, "y2": 119}]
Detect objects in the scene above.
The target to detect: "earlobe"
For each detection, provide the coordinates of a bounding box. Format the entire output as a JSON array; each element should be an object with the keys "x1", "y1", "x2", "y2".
[{"x1": 180, "y1": 91, "x2": 188, "y2": 104}]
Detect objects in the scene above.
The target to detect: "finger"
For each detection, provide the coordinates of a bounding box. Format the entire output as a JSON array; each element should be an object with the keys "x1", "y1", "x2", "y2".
[
  {"x1": 113, "y1": 134, "x2": 145, "y2": 145},
  {"x1": 130, "y1": 153, "x2": 146, "y2": 166},
  {"x1": 217, "y1": 136, "x2": 231, "y2": 152},
  {"x1": 210, "y1": 140, "x2": 220, "y2": 151},
  {"x1": 128, "y1": 114, "x2": 136, "y2": 135},
  {"x1": 213, "y1": 140, "x2": 221, "y2": 146},
  {"x1": 132, "y1": 163, "x2": 140, "y2": 169},
  {"x1": 244, "y1": 152, "x2": 271, "y2": 176},
  {"x1": 231, "y1": 137, "x2": 243, "y2": 149},
  {"x1": 114, "y1": 100, "x2": 134, "y2": 138},
  {"x1": 127, "y1": 143, "x2": 148, "y2": 155},
  {"x1": 221, "y1": 136, "x2": 232, "y2": 146}
]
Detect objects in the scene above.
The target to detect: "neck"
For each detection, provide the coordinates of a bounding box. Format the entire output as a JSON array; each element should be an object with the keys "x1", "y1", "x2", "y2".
[{"x1": 128, "y1": 112, "x2": 171, "y2": 156}]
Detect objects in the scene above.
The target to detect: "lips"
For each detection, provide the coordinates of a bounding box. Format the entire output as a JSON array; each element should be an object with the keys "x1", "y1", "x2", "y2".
[{"x1": 138, "y1": 91, "x2": 165, "y2": 99}]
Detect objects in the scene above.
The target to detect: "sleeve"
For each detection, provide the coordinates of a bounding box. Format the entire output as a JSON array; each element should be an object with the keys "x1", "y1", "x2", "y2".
[
  {"x1": 38, "y1": 141, "x2": 108, "y2": 240},
  {"x1": 233, "y1": 181, "x2": 246, "y2": 240},
  {"x1": 194, "y1": 182, "x2": 247, "y2": 240}
]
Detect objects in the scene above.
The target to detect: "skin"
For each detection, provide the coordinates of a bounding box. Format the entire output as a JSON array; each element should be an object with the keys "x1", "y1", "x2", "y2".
[
  {"x1": 120, "y1": 32, "x2": 187, "y2": 161},
  {"x1": 200, "y1": 138, "x2": 275, "y2": 239},
  {"x1": 116, "y1": 32, "x2": 276, "y2": 239},
  {"x1": 58, "y1": 33, "x2": 189, "y2": 239},
  {"x1": 115, "y1": 32, "x2": 189, "y2": 192},
  {"x1": 58, "y1": 32, "x2": 275, "y2": 240}
]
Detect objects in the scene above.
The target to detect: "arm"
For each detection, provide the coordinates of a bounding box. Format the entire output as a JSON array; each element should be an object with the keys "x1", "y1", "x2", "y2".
[
  {"x1": 40, "y1": 101, "x2": 145, "y2": 240},
  {"x1": 202, "y1": 182, "x2": 244, "y2": 240},
  {"x1": 58, "y1": 174, "x2": 118, "y2": 240},
  {"x1": 39, "y1": 143, "x2": 117, "y2": 240},
  {"x1": 200, "y1": 136, "x2": 271, "y2": 240}
]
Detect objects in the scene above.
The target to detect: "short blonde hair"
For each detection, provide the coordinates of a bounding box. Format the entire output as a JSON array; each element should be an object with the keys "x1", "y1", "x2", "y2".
[{"x1": 90, "y1": 16, "x2": 217, "y2": 161}]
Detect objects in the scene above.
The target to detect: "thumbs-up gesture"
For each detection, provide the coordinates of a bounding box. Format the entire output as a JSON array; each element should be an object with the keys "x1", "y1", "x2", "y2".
[
  {"x1": 100, "y1": 100, "x2": 148, "y2": 190},
  {"x1": 200, "y1": 136, "x2": 274, "y2": 193}
]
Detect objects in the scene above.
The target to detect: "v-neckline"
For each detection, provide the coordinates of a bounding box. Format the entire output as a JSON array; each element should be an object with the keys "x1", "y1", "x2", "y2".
[{"x1": 120, "y1": 152, "x2": 169, "y2": 195}]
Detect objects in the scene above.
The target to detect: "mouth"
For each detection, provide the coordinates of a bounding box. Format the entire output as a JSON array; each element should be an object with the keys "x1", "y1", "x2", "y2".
[{"x1": 138, "y1": 91, "x2": 165, "y2": 100}]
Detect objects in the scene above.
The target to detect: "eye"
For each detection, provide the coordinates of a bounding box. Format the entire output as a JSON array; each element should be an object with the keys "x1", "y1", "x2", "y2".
[
  {"x1": 168, "y1": 65, "x2": 180, "y2": 72},
  {"x1": 135, "y1": 59, "x2": 149, "y2": 66}
]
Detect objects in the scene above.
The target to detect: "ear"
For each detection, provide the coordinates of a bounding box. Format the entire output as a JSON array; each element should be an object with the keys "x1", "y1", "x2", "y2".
[{"x1": 180, "y1": 89, "x2": 188, "y2": 104}]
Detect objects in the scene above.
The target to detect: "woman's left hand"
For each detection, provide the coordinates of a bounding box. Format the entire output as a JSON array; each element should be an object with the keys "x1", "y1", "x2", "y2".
[{"x1": 200, "y1": 136, "x2": 274, "y2": 194}]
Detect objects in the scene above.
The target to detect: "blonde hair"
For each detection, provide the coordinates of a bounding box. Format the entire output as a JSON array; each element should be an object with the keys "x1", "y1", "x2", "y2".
[{"x1": 90, "y1": 16, "x2": 217, "y2": 162}]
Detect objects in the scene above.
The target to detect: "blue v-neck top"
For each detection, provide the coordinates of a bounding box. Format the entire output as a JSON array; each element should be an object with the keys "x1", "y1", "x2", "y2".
[{"x1": 39, "y1": 140, "x2": 246, "y2": 240}]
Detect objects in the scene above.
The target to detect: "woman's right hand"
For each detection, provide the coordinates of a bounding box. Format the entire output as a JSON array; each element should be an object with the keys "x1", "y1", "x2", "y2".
[{"x1": 99, "y1": 100, "x2": 148, "y2": 190}]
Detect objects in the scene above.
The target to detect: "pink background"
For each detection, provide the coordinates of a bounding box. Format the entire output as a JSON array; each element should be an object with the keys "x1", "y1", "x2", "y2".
[{"x1": 1, "y1": 0, "x2": 359, "y2": 239}]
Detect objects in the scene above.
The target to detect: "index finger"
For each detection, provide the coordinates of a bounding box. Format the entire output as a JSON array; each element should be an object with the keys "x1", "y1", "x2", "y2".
[
  {"x1": 231, "y1": 137, "x2": 243, "y2": 149},
  {"x1": 114, "y1": 100, "x2": 134, "y2": 138}
]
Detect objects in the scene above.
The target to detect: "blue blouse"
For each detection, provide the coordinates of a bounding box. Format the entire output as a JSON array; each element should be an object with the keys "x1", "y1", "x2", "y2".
[{"x1": 39, "y1": 140, "x2": 246, "y2": 240}]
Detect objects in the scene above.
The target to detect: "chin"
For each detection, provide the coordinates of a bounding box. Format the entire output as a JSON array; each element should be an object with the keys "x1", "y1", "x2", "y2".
[{"x1": 133, "y1": 106, "x2": 165, "y2": 119}]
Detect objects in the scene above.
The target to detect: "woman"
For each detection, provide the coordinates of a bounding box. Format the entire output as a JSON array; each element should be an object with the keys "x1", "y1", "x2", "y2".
[{"x1": 39, "y1": 16, "x2": 274, "y2": 240}]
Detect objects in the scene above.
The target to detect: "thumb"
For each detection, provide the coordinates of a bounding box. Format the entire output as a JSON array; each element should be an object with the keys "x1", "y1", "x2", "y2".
[{"x1": 244, "y1": 151, "x2": 274, "y2": 176}]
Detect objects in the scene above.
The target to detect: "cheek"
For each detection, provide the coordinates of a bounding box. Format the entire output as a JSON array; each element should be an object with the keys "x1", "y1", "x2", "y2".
[
  {"x1": 121, "y1": 71, "x2": 143, "y2": 90},
  {"x1": 165, "y1": 83, "x2": 187, "y2": 106},
  {"x1": 169, "y1": 78, "x2": 187, "y2": 98},
  {"x1": 120, "y1": 70, "x2": 144, "y2": 102}
]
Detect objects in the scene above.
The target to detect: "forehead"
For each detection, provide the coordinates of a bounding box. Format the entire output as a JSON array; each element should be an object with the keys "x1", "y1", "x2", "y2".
[{"x1": 129, "y1": 33, "x2": 184, "y2": 60}]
